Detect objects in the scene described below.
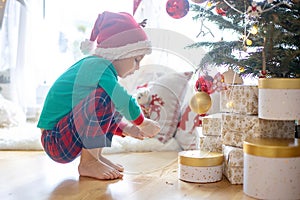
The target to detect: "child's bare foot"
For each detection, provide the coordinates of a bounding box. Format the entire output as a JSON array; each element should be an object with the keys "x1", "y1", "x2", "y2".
[
  {"x1": 99, "y1": 155, "x2": 124, "y2": 172},
  {"x1": 78, "y1": 159, "x2": 123, "y2": 180},
  {"x1": 78, "y1": 148, "x2": 123, "y2": 180}
]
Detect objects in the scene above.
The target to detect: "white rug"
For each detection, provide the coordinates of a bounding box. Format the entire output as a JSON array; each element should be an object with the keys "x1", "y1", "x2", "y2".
[
  {"x1": 0, "y1": 122, "x2": 182, "y2": 152},
  {"x1": 0, "y1": 122, "x2": 43, "y2": 150}
]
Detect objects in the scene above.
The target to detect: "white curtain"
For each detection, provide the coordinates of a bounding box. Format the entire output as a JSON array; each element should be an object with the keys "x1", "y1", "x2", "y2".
[
  {"x1": 0, "y1": 0, "x2": 21, "y2": 101},
  {"x1": 0, "y1": 0, "x2": 45, "y2": 117},
  {"x1": 0, "y1": 0, "x2": 20, "y2": 71}
]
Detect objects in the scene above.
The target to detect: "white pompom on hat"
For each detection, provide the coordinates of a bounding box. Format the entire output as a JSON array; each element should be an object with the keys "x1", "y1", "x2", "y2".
[{"x1": 80, "y1": 11, "x2": 152, "y2": 60}]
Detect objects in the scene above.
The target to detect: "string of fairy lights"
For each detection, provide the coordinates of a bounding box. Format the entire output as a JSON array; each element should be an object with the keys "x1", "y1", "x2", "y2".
[{"x1": 189, "y1": 0, "x2": 291, "y2": 48}]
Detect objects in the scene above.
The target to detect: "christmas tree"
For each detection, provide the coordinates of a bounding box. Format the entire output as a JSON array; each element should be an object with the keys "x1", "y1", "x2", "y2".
[{"x1": 188, "y1": 0, "x2": 300, "y2": 78}]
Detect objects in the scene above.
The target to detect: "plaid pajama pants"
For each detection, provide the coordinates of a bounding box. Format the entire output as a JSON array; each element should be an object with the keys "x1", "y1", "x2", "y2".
[{"x1": 41, "y1": 87, "x2": 123, "y2": 163}]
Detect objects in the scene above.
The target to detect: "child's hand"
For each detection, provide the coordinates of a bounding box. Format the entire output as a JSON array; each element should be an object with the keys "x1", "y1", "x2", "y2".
[
  {"x1": 138, "y1": 118, "x2": 160, "y2": 138},
  {"x1": 122, "y1": 124, "x2": 144, "y2": 140}
]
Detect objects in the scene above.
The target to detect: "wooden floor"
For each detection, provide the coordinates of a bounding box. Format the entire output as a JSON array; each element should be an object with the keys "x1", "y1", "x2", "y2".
[{"x1": 0, "y1": 151, "x2": 255, "y2": 200}]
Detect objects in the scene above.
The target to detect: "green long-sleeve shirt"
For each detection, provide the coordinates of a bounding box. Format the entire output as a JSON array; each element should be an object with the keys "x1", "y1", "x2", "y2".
[{"x1": 37, "y1": 56, "x2": 143, "y2": 130}]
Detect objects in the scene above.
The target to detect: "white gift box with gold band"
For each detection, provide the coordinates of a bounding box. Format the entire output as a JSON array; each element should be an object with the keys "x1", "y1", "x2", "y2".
[
  {"x1": 258, "y1": 78, "x2": 300, "y2": 120},
  {"x1": 178, "y1": 150, "x2": 223, "y2": 183},
  {"x1": 243, "y1": 138, "x2": 300, "y2": 200}
]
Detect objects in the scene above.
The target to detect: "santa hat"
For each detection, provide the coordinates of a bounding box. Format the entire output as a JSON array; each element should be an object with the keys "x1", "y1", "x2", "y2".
[{"x1": 80, "y1": 11, "x2": 152, "y2": 60}]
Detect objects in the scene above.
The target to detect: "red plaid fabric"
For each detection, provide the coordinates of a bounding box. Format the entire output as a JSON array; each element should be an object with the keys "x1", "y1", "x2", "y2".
[{"x1": 41, "y1": 87, "x2": 123, "y2": 163}]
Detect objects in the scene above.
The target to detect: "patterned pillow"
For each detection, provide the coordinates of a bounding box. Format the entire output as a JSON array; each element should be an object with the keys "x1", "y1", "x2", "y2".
[
  {"x1": 175, "y1": 103, "x2": 205, "y2": 150},
  {"x1": 140, "y1": 71, "x2": 193, "y2": 143}
]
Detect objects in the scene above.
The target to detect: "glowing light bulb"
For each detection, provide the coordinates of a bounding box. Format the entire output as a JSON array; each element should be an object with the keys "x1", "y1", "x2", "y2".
[
  {"x1": 239, "y1": 66, "x2": 245, "y2": 73},
  {"x1": 250, "y1": 25, "x2": 258, "y2": 35},
  {"x1": 246, "y1": 39, "x2": 253, "y2": 46},
  {"x1": 226, "y1": 101, "x2": 234, "y2": 109}
]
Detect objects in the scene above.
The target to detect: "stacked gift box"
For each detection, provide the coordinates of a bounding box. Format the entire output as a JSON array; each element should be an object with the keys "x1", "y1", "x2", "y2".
[
  {"x1": 199, "y1": 85, "x2": 295, "y2": 184},
  {"x1": 200, "y1": 113, "x2": 222, "y2": 153}
]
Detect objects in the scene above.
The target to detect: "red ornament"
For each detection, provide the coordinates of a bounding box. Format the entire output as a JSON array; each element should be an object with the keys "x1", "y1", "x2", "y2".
[
  {"x1": 195, "y1": 73, "x2": 226, "y2": 94},
  {"x1": 216, "y1": 7, "x2": 226, "y2": 16},
  {"x1": 259, "y1": 70, "x2": 267, "y2": 78},
  {"x1": 166, "y1": 0, "x2": 189, "y2": 19},
  {"x1": 195, "y1": 75, "x2": 214, "y2": 94}
]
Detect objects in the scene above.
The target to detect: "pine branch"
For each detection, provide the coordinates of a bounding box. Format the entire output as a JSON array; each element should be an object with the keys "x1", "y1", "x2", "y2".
[
  {"x1": 190, "y1": 4, "x2": 243, "y2": 33},
  {"x1": 188, "y1": 0, "x2": 300, "y2": 77}
]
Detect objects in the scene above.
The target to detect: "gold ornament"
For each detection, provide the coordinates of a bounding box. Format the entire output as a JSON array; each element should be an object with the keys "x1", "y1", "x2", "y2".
[
  {"x1": 239, "y1": 66, "x2": 245, "y2": 73},
  {"x1": 189, "y1": 92, "x2": 212, "y2": 114}
]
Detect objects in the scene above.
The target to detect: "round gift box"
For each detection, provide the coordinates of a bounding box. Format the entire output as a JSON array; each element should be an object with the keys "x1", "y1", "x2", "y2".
[
  {"x1": 243, "y1": 138, "x2": 300, "y2": 200},
  {"x1": 178, "y1": 150, "x2": 223, "y2": 183},
  {"x1": 258, "y1": 78, "x2": 300, "y2": 120}
]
